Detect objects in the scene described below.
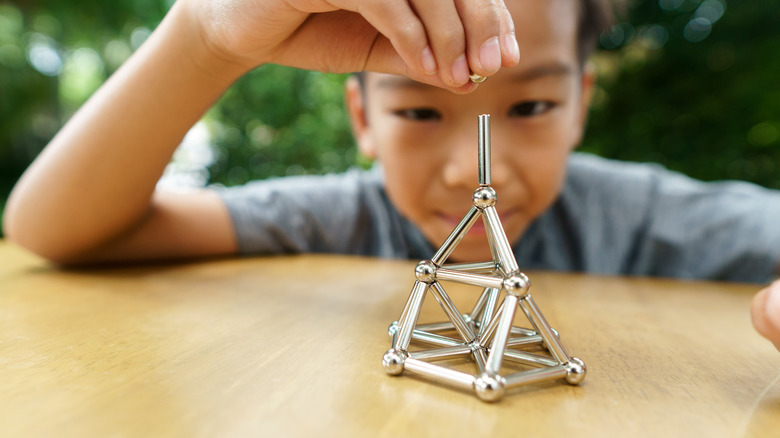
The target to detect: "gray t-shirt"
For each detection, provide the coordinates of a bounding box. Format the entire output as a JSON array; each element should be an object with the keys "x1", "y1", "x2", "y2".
[{"x1": 218, "y1": 153, "x2": 780, "y2": 283}]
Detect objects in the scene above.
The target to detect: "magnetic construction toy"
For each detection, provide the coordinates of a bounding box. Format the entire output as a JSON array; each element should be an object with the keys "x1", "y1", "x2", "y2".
[{"x1": 382, "y1": 114, "x2": 586, "y2": 402}]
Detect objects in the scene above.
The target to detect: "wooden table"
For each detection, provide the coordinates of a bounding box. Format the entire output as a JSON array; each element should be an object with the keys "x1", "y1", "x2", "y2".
[{"x1": 1, "y1": 241, "x2": 778, "y2": 437}]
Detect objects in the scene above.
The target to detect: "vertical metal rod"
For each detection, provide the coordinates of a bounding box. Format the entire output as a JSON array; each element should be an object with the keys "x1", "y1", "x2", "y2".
[
  {"x1": 473, "y1": 348, "x2": 488, "y2": 374},
  {"x1": 431, "y1": 282, "x2": 477, "y2": 343},
  {"x1": 484, "y1": 215, "x2": 500, "y2": 265},
  {"x1": 394, "y1": 281, "x2": 428, "y2": 350},
  {"x1": 479, "y1": 299, "x2": 507, "y2": 348},
  {"x1": 478, "y1": 114, "x2": 491, "y2": 186},
  {"x1": 432, "y1": 206, "x2": 482, "y2": 265},
  {"x1": 469, "y1": 287, "x2": 491, "y2": 322},
  {"x1": 519, "y1": 296, "x2": 570, "y2": 364},
  {"x1": 483, "y1": 206, "x2": 519, "y2": 275},
  {"x1": 395, "y1": 284, "x2": 418, "y2": 339},
  {"x1": 486, "y1": 294, "x2": 519, "y2": 374},
  {"x1": 478, "y1": 288, "x2": 501, "y2": 338}
]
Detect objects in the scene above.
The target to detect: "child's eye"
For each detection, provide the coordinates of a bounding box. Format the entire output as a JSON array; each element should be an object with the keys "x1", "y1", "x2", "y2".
[
  {"x1": 392, "y1": 108, "x2": 442, "y2": 121},
  {"x1": 507, "y1": 101, "x2": 556, "y2": 118}
]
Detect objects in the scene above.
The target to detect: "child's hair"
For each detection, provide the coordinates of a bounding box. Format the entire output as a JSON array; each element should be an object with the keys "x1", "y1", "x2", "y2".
[{"x1": 578, "y1": 0, "x2": 616, "y2": 64}]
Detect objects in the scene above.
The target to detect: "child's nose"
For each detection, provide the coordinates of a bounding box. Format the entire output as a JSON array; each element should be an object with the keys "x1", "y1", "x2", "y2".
[
  {"x1": 441, "y1": 133, "x2": 510, "y2": 189},
  {"x1": 442, "y1": 136, "x2": 480, "y2": 188}
]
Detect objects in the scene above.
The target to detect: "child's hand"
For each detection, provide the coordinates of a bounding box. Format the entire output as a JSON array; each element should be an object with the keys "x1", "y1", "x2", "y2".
[
  {"x1": 186, "y1": 0, "x2": 520, "y2": 92},
  {"x1": 752, "y1": 280, "x2": 780, "y2": 351}
]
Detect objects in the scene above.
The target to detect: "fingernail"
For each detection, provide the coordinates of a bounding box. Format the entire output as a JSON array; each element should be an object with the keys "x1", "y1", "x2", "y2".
[
  {"x1": 479, "y1": 37, "x2": 501, "y2": 73},
  {"x1": 421, "y1": 46, "x2": 437, "y2": 75},
  {"x1": 451, "y1": 54, "x2": 469, "y2": 85},
  {"x1": 504, "y1": 34, "x2": 520, "y2": 64}
]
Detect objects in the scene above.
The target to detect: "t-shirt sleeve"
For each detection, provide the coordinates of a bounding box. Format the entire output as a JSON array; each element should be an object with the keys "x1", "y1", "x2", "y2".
[{"x1": 214, "y1": 170, "x2": 369, "y2": 255}]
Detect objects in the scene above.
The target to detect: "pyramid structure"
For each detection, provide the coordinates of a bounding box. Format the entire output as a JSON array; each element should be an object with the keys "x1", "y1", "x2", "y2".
[{"x1": 382, "y1": 115, "x2": 586, "y2": 402}]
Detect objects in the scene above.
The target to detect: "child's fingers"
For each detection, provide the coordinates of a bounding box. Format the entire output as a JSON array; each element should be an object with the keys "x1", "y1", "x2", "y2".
[
  {"x1": 333, "y1": 0, "x2": 513, "y2": 87},
  {"x1": 455, "y1": 0, "x2": 506, "y2": 79},
  {"x1": 363, "y1": 35, "x2": 479, "y2": 94},
  {"x1": 751, "y1": 281, "x2": 780, "y2": 351},
  {"x1": 406, "y1": 0, "x2": 467, "y2": 87},
  {"x1": 337, "y1": 0, "x2": 433, "y2": 80},
  {"x1": 498, "y1": 2, "x2": 520, "y2": 67}
]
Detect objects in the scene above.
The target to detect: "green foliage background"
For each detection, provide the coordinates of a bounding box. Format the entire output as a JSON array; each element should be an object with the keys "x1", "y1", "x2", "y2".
[{"x1": 1, "y1": 0, "x2": 779, "y2": 236}]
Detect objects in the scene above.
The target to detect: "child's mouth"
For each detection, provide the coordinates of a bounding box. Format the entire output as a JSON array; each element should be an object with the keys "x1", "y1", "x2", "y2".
[{"x1": 438, "y1": 207, "x2": 520, "y2": 238}]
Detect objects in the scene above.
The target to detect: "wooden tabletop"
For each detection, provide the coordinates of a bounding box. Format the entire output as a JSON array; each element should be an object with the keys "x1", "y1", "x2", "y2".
[{"x1": 1, "y1": 241, "x2": 778, "y2": 437}]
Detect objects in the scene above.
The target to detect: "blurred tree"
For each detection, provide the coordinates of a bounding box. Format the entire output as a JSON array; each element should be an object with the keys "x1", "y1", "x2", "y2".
[
  {"x1": 584, "y1": 0, "x2": 780, "y2": 188},
  {"x1": 1, "y1": 0, "x2": 779, "y2": 239}
]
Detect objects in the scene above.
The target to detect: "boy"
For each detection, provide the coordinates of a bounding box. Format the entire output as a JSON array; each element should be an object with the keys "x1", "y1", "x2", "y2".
[{"x1": 3, "y1": 0, "x2": 780, "y2": 350}]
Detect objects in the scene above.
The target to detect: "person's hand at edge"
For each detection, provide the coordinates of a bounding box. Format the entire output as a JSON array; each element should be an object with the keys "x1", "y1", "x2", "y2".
[{"x1": 752, "y1": 280, "x2": 780, "y2": 351}]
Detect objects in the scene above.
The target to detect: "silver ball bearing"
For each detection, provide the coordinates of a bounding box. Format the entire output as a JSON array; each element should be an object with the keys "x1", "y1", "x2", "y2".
[
  {"x1": 382, "y1": 349, "x2": 407, "y2": 375},
  {"x1": 564, "y1": 357, "x2": 587, "y2": 385},
  {"x1": 414, "y1": 260, "x2": 437, "y2": 283},
  {"x1": 503, "y1": 273, "x2": 530, "y2": 296},
  {"x1": 474, "y1": 373, "x2": 505, "y2": 402},
  {"x1": 472, "y1": 186, "x2": 497, "y2": 209}
]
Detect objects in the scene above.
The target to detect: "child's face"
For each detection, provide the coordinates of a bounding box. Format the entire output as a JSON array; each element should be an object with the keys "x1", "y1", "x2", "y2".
[{"x1": 347, "y1": 0, "x2": 593, "y2": 262}]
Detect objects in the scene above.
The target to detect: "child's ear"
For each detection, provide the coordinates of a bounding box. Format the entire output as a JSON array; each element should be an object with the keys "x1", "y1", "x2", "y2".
[
  {"x1": 345, "y1": 76, "x2": 378, "y2": 159},
  {"x1": 571, "y1": 62, "x2": 596, "y2": 150},
  {"x1": 578, "y1": 62, "x2": 596, "y2": 129}
]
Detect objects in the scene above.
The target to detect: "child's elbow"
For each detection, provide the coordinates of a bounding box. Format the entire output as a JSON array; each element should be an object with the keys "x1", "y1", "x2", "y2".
[{"x1": 2, "y1": 202, "x2": 75, "y2": 266}]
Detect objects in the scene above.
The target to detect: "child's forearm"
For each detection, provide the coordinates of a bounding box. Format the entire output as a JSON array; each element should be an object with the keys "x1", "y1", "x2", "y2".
[{"x1": 3, "y1": 1, "x2": 247, "y2": 262}]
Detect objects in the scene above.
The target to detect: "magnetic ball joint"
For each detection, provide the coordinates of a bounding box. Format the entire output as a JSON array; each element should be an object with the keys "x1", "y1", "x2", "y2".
[{"x1": 473, "y1": 187, "x2": 497, "y2": 209}]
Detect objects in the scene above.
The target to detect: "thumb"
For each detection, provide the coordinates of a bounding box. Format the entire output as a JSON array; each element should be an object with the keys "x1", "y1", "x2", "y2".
[{"x1": 751, "y1": 281, "x2": 780, "y2": 351}]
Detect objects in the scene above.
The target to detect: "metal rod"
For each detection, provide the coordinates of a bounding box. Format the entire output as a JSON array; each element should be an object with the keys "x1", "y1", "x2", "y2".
[
  {"x1": 478, "y1": 299, "x2": 507, "y2": 348},
  {"x1": 442, "y1": 261, "x2": 497, "y2": 273},
  {"x1": 436, "y1": 268, "x2": 504, "y2": 289},
  {"x1": 473, "y1": 348, "x2": 488, "y2": 374},
  {"x1": 432, "y1": 207, "x2": 481, "y2": 265},
  {"x1": 478, "y1": 288, "x2": 501, "y2": 338},
  {"x1": 485, "y1": 294, "x2": 519, "y2": 374},
  {"x1": 484, "y1": 215, "x2": 501, "y2": 265},
  {"x1": 502, "y1": 350, "x2": 559, "y2": 367},
  {"x1": 519, "y1": 296, "x2": 570, "y2": 364},
  {"x1": 394, "y1": 281, "x2": 428, "y2": 351},
  {"x1": 415, "y1": 321, "x2": 455, "y2": 332},
  {"x1": 410, "y1": 345, "x2": 473, "y2": 361},
  {"x1": 511, "y1": 326, "x2": 538, "y2": 336},
  {"x1": 506, "y1": 334, "x2": 544, "y2": 347},
  {"x1": 431, "y1": 282, "x2": 477, "y2": 343},
  {"x1": 404, "y1": 358, "x2": 476, "y2": 391},
  {"x1": 411, "y1": 330, "x2": 463, "y2": 347},
  {"x1": 395, "y1": 284, "x2": 418, "y2": 339},
  {"x1": 468, "y1": 287, "x2": 491, "y2": 323},
  {"x1": 482, "y1": 206, "x2": 519, "y2": 275},
  {"x1": 478, "y1": 114, "x2": 491, "y2": 186},
  {"x1": 503, "y1": 364, "x2": 568, "y2": 389}
]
